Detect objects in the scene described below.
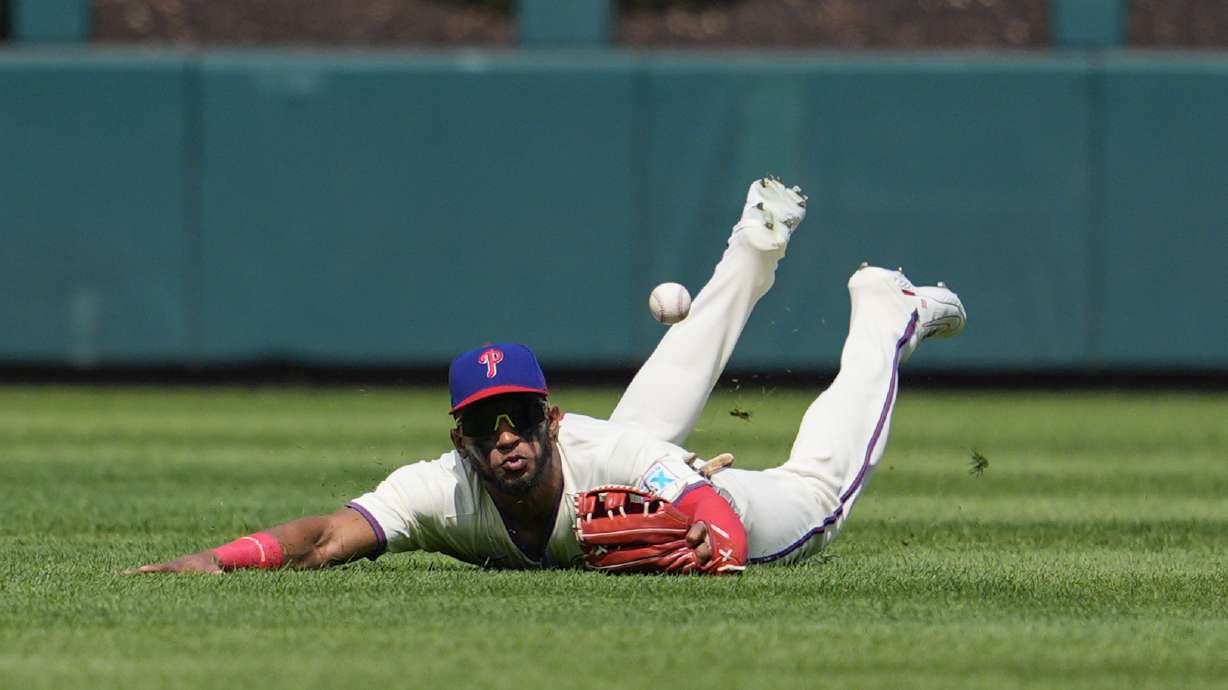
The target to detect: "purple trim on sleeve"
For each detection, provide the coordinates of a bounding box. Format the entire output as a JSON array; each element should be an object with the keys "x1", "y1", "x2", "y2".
[
  {"x1": 345, "y1": 502, "x2": 388, "y2": 559},
  {"x1": 750, "y1": 311, "x2": 918, "y2": 565}
]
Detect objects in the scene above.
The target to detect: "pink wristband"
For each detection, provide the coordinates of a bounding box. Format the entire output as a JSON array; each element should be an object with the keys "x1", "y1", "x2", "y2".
[{"x1": 211, "y1": 532, "x2": 285, "y2": 570}]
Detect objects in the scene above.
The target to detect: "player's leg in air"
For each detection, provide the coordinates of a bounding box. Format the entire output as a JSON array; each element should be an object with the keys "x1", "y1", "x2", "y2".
[
  {"x1": 712, "y1": 264, "x2": 967, "y2": 565},
  {"x1": 608, "y1": 177, "x2": 806, "y2": 446}
]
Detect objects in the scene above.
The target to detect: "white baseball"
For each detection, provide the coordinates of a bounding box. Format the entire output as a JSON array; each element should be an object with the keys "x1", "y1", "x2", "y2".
[{"x1": 648, "y1": 282, "x2": 692, "y2": 325}]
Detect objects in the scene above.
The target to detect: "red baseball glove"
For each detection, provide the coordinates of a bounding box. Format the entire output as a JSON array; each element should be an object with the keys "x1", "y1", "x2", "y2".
[{"x1": 573, "y1": 486, "x2": 741, "y2": 575}]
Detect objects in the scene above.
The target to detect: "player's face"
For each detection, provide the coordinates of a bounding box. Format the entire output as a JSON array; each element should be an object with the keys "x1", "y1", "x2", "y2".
[{"x1": 451, "y1": 394, "x2": 561, "y2": 497}]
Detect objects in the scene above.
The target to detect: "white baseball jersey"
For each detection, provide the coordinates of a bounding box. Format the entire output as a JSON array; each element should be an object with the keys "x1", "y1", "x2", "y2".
[{"x1": 347, "y1": 413, "x2": 706, "y2": 569}]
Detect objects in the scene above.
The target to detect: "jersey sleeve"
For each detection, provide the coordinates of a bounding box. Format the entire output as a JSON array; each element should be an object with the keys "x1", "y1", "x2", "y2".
[{"x1": 346, "y1": 454, "x2": 466, "y2": 557}]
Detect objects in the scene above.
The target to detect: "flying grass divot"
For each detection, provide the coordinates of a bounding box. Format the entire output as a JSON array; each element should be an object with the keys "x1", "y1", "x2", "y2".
[{"x1": 968, "y1": 449, "x2": 990, "y2": 477}]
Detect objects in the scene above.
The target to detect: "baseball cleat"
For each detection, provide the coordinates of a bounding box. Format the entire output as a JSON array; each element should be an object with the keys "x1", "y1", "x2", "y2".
[
  {"x1": 730, "y1": 176, "x2": 807, "y2": 253},
  {"x1": 909, "y1": 283, "x2": 966, "y2": 340},
  {"x1": 893, "y1": 269, "x2": 966, "y2": 340},
  {"x1": 848, "y1": 266, "x2": 967, "y2": 341}
]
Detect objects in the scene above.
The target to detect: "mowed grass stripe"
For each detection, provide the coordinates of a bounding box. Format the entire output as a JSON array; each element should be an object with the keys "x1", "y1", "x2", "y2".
[
  {"x1": 3, "y1": 545, "x2": 1225, "y2": 622},
  {"x1": 3, "y1": 618, "x2": 1225, "y2": 690}
]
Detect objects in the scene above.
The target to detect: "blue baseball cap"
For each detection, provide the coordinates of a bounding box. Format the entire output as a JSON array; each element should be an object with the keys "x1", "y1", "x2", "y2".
[{"x1": 449, "y1": 342, "x2": 549, "y2": 414}]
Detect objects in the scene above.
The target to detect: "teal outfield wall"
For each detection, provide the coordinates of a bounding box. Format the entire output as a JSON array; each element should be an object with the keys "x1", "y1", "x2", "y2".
[{"x1": 1, "y1": 50, "x2": 1225, "y2": 372}]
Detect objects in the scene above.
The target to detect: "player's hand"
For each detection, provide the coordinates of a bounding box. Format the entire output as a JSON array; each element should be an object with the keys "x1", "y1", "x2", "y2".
[
  {"x1": 124, "y1": 551, "x2": 223, "y2": 575},
  {"x1": 574, "y1": 486, "x2": 745, "y2": 575},
  {"x1": 686, "y1": 522, "x2": 713, "y2": 566}
]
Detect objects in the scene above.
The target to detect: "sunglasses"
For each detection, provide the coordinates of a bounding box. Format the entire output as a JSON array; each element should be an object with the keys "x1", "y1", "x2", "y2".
[{"x1": 456, "y1": 395, "x2": 547, "y2": 439}]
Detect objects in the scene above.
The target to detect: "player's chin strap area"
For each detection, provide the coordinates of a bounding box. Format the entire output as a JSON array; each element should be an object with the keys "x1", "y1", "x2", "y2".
[{"x1": 685, "y1": 452, "x2": 735, "y2": 479}]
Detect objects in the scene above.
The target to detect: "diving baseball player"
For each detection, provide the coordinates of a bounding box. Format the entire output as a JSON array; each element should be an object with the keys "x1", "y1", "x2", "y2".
[{"x1": 128, "y1": 177, "x2": 966, "y2": 575}]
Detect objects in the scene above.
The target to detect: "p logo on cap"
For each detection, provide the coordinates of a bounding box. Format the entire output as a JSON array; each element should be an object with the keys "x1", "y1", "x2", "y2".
[
  {"x1": 449, "y1": 342, "x2": 548, "y2": 414},
  {"x1": 478, "y1": 348, "x2": 503, "y2": 378}
]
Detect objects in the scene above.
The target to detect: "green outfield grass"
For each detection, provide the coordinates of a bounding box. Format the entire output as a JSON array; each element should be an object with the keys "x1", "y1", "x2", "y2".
[{"x1": 1, "y1": 385, "x2": 1226, "y2": 690}]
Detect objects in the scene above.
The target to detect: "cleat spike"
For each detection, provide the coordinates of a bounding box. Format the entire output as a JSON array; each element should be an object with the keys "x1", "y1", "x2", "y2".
[
  {"x1": 936, "y1": 281, "x2": 946, "y2": 288},
  {"x1": 754, "y1": 202, "x2": 764, "y2": 210},
  {"x1": 858, "y1": 261, "x2": 869, "y2": 270},
  {"x1": 897, "y1": 266, "x2": 904, "y2": 273}
]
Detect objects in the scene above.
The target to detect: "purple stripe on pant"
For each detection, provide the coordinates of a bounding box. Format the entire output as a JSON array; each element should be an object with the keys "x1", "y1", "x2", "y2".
[{"x1": 749, "y1": 310, "x2": 918, "y2": 565}]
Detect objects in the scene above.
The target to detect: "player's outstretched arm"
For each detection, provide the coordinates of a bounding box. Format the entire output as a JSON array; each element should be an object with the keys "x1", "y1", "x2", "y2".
[{"x1": 125, "y1": 507, "x2": 378, "y2": 574}]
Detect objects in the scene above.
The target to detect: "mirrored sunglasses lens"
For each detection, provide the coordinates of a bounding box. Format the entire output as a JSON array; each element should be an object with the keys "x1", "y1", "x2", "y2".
[{"x1": 460, "y1": 399, "x2": 544, "y2": 437}]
